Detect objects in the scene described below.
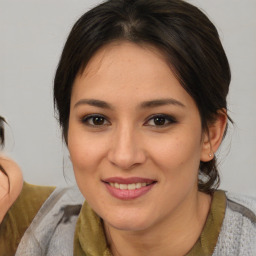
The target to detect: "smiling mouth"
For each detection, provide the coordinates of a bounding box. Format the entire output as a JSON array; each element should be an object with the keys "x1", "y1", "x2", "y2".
[
  {"x1": 107, "y1": 182, "x2": 155, "y2": 190},
  {"x1": 102, "y1": 177, "x2": 157, "y2": 200},
  {"x1": 103, "y1": 177, "x2": 157, "y2": 200}
]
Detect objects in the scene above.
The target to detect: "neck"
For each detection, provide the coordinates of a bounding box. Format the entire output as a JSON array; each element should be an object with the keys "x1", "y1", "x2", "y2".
[{"x1": 104, "y1": 190, "x2": 211, "y2": 256}]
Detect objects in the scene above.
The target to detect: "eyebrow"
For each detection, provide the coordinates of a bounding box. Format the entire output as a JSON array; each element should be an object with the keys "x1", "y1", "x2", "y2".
[
  {"x1": 73, "y1": 98, "x2": 185, "y2": 109},
  {"x1": 140, "y1": 98, "x2": 185, "y2": 108},
  {"x1": 74, "y1": 99, "x2": 113, "y2": 109}
]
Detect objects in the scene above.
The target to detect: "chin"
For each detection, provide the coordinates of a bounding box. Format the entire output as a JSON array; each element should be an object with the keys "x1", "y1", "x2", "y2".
[
  {"x1": 104, "y1": 211, "x2": 152, "y2": 232},
  {"x1": 109, "y1": 221, "x2": 150, "y2": 232}
]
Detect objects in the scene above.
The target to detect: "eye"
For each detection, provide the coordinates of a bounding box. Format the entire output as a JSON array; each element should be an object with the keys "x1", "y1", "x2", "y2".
[
  {"x1": 145, "y1": 114, "x2": 176, "y2": 127},
  {"x1": 81, "y1": 114, "x2": 110, "y2": 127}
]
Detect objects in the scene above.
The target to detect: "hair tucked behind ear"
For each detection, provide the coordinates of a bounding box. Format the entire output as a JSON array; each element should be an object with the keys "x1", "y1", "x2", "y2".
[{"x1": 199, "y1": 157, "x2": 220, "y2": 193}]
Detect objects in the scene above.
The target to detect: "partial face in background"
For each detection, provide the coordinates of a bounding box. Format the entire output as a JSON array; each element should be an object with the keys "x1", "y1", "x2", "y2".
[{"x1": 68, "y1": 42, "x2": 208, "y2": 231}]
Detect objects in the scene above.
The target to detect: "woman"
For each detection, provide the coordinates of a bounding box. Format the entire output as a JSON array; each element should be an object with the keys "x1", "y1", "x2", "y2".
[
  {"x1": 0, "y1": 117, "x2": 23, "y2": 223},
  {"x1": 1, "y1": 0, "x2": 256, "y2": 255}
]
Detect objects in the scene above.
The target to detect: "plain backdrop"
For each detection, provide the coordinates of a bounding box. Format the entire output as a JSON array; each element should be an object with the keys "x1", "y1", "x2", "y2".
[{"x1": 0, "y1": 0, "x2": 256, "y2": 196}]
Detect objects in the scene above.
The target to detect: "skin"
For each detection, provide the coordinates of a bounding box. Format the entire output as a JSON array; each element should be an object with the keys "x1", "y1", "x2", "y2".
[
  {"x1": 0, "y1": 156, "x2": 23, "y2": 223},
  {"x1": 68, "y1": 41, "x2": 227, "y2": 255}
]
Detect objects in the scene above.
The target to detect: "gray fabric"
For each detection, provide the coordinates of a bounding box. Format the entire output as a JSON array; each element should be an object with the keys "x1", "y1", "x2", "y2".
[
  {"x1": 15, "y1": 186, "x2": 84, "y2": 256},
  {"x1": 227, "y1": 199, "x2": 256, "y2": 223},
  {"x1": 213, "y1": 192, "x2": 256, "y2": 256},
  {"x1": 16, "y1": 188, "x2": 256, "y2": 256}
]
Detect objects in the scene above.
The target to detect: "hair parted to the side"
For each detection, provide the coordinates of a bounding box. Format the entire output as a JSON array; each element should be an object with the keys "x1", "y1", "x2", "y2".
[{"x1": 54, "y1": 0, "x2": 232, "y2": 194}]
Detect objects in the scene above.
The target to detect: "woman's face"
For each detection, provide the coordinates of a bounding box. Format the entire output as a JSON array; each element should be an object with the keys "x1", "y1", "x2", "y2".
[{"x1": 68, "y1": 42, "x2": 208, "y2": 231}]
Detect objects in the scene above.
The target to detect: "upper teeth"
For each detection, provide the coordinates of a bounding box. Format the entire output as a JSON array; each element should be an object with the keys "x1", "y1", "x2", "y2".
[{"x1": 109, "y1": 182, "x2": 148, "y2": 190}]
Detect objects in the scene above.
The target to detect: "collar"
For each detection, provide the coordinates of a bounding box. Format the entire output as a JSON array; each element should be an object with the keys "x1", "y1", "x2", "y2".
[{"x1": 73, "y1": 190, "x2": 226, "y2": 256}]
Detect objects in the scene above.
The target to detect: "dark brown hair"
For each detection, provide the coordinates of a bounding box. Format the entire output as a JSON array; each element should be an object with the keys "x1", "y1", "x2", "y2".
[
  {"x1": 0, "y1": 116, "x2": 10, "y2": 189},
  {"x1": 0, "y1": 116, "x2": 5, "y2": 147},
  {"x1": 54, "y1": 0, "x2": 231, "y2": 194}
]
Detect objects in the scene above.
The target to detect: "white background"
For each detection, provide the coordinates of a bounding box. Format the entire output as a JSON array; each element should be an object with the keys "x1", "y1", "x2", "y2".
[{"x1": 0, "y1": 0, "x2": 255, "y2": 196}]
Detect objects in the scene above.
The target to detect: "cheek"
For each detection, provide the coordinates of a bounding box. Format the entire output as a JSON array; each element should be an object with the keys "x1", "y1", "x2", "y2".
[
  {"x1": 67, "y1": 125, "x2": 105, "y2": 176},
  {"x1": 149, "y1": 130, "x2": 202, "y2": 176},
  {"x1": 148, "y1": 133, "x2": 202, "y2": 205},
  {"x1": 68, "y1": 133, "x2": 100, "y2": 198},
  {"x1": 67, "y1": 128, "x2": 112, "y2": 213}
]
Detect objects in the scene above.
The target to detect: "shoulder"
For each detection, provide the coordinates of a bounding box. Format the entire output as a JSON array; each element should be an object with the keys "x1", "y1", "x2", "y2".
[
  {"x1": 226, "y1": 191, "x2": 256, "y2": 219},
  {"x1": 213, "y1": 191, "x2": 256, "y2": 256},
  {"x1": 0, "y1": 182, "x2": 55, "y2": 255},
  {"x1": 9, "y1": 182, "x2": 56, "y2": 219},
  {"x1": 15, "y1": 185, "x2": 84, "y2": 256}
]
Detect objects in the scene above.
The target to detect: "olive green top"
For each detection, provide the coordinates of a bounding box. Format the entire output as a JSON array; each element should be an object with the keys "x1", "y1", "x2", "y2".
[
  {"x1": 0, "y1": 183, "x2": 226, "y2": 255},
  {"x1": 74, "y1": 190, "x2": 226, "y2": 256},
  {"x1": 0, "y1": 182, "x2": 55, "y2": 256}
]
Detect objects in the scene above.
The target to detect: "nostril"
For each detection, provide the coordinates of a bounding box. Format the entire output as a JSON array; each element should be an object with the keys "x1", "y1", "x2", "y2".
[{"x1": 107, "y1": 145, "x2": 147, "y2": 170}]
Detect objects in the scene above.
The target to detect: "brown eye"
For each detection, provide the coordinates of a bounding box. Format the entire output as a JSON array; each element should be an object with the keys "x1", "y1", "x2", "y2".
[
  {"x1": 82, "y1": 115, "x2": 110, "y2": 126},
  {"x1": 92, "y1": 116, "x2": 105, "y2": 125},
  {"x1": 153, "y1": 116, "x2": 166, "y2": 126},
  {"x1": 145, "y1": 114, "x2": 177, "y2": 127}
]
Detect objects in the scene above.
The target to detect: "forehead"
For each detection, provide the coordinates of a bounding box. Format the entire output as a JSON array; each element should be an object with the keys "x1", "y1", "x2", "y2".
[
  {"x1": 71, "y1": 41, "x2": 195, "y2": 109},
  {"x1": 78, "y1": 41, "x2": 171, "y2": 83}
]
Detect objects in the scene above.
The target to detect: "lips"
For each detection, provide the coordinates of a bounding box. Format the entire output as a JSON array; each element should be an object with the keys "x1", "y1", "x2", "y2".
[
  {"x1": 103, "y1": 177, "x2": 156, "y2": 184},
  {"x1": 102, "y1": 177, "x2": 157, "y2": 200}
]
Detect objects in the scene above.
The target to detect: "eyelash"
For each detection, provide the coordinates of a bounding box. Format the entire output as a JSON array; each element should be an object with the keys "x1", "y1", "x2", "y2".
[
  {"x1": 81, "y1": 114, "x2": 110, "y2": 127},
  {"x1": 145, "y1": 114, "x2": 177, "y2": 127},
  {"x1": 81, "y1": 114, "x2": 177, "y2": 128}
]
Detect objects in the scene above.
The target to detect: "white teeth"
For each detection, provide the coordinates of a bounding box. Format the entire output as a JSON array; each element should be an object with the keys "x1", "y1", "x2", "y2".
[
  {"x1": 135, "y1": 183, "x2": 142, "y2": 189},
  {"x1": 128, "y1": 183, "x2": 136, "y2": 190},
  {"x1": 109, "y1": 182, "x2": 150, "y2": 190},
  {"x1": 120, "y1": 184, "x2": 128, "y2": 190}
]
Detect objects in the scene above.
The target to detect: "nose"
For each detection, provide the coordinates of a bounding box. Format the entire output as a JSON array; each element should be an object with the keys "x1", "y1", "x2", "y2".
[{"x1": 107, "y1": 125, "x2": 146, "y2": 170}]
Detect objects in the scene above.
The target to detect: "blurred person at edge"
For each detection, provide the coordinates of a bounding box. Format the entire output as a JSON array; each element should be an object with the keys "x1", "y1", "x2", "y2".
[
  {"x1": 0, "y1": 117, "x2": 23, "y2": 223},
  {"x1": 0, "y1": 0, "x2": 256, "y2": 255}
]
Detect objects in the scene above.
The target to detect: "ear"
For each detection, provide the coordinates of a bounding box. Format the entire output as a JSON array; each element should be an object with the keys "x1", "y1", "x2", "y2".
[{"x1": 200, "y1": 109, "x2": 227, "y2": 162}]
